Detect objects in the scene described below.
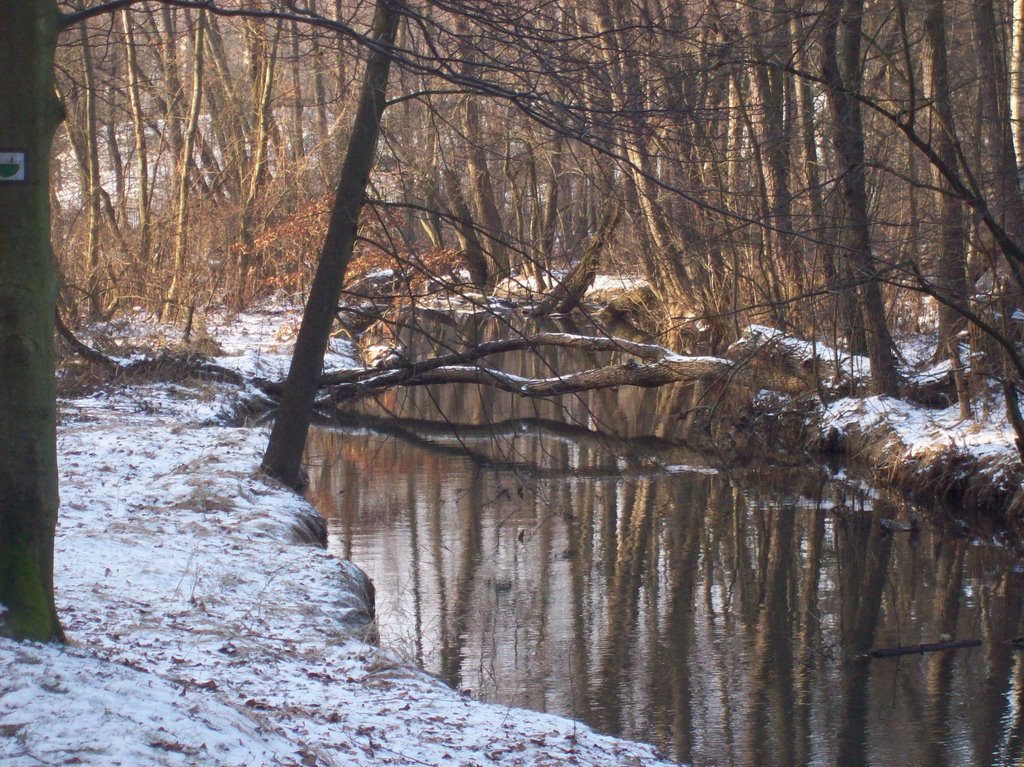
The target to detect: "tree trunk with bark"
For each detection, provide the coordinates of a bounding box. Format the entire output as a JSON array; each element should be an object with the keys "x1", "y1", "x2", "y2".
[
  {"x1": 820, "y1": 0, "x2": 901, "y2": 396},
  {"x1": 530, "y1": 198, "x2": 620, "y2": 316},
  {"x1": 76, "y1": 22, "x2": 104, "y2": 319},
  {"x1": 0, "y1": 0, "x2": 63, "y2": 642},
  {"x1": 924, "y1": 0, "x2": 972, "y2": 418},
  {"x1": 122, "y1": 10, "x2": 152, "y2": 265},
  {"x1": 262, "y1": 0, "x2": 401, "y2": 489},
  {"x1": 162, "y1": 10, "x2": 207, "y2": 320}
]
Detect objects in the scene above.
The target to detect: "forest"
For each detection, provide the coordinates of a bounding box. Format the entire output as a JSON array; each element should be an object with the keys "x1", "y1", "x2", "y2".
[
  {"x1": 7, "y1": 0, "x2": 1024, "y2": 635},
  {"x1": 48, "y1": 0, "x2": 1024, "y2": 411},
  {"x1": 4, "y1": 0, "x2": 1024, "y2": 764}
]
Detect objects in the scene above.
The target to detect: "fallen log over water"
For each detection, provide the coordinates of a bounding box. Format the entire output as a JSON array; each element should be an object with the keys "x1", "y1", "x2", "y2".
[
  {"x1": 57, "y1": 317, "x2": 820, "y2": 410},
  {"x1": 314, "y1": 332, "x2": 808, "y2": 404}
]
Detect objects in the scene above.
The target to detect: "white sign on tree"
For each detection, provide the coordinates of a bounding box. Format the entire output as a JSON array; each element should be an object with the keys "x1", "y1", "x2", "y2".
[{"x1": 0, "y1": 151, "x2": 26, "y2": 182}]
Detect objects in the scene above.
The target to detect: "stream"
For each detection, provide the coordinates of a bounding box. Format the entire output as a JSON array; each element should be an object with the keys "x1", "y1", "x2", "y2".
[{"x1": 304, "y1": 313, "x2": 1024, "y2": 766}]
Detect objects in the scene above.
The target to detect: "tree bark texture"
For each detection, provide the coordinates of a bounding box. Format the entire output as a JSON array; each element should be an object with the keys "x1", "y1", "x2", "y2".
[
  {"x1": 122, "y1": 10, "x2": 152, "y2": 264},
  {"x1": 924, "y1": 0, "x2": 972, "y2": 417},
  {"x1": 529, "y1": 198, "x2": 620, "y2": 316},
  {"x1": 820, "y1": 0, "x2": 901, "y2": 396},
  {"x1": 261, "y1": 0, "x2": 400, "y2": 488},
  {"x1": 0, "y1": 0, "x2": 63, "y2": 642}
]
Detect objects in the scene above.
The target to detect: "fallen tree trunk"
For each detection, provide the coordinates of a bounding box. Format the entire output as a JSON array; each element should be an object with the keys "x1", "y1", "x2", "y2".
[
  {"x1": 313, "y1": 331, "x2": 807, "y2": 405},
  {"x1": 57, "y1": 312, "x2": 246, "y2": 386},
  {"x1": 528, "y1": 199, "x2": 620, "y2": 317},
  {"x1": 62, "y1": 323, "x2": 818, "y2": 413},
  {"x1": 869, "y1": 639, "x2": 981, "y2": 658}
]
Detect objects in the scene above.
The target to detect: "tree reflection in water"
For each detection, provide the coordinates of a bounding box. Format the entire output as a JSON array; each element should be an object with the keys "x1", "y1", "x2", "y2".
[{"x1": 303, "y1": 317, "x2": 1024, "y2": 767}]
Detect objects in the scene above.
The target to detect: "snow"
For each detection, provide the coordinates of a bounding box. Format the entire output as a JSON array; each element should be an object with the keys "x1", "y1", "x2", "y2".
[
  {"x1": 205, "y1": 304, "x2": 360, "y2": 378},
  {"x1": 587, "y1": 274, "x2": 648, "y2": 293},
  {"x1": 9, "y1": 304, "x2": 1023, "y2": 765},
  {"x1": 2, "y1": 307, "x2": 678, "y2": 767},
  {"x1": 738, "y1": 324, "x2": 872, "y2": 383},
  {"x1": 822, "y1": 394, "x2": 1019, "y2": 466}
]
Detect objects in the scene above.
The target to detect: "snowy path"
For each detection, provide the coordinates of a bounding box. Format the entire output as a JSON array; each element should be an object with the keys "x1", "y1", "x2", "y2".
[{"x1": 3, "y1": 377, "x2": 677, "y2": 766}]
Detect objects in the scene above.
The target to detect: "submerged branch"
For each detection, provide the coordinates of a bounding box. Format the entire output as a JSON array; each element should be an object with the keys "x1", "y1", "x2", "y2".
[{"x1": 869, "y1": 639, "x2": 981, "y2": 659}]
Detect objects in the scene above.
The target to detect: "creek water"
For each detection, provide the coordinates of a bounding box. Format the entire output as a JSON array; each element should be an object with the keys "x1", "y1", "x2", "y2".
[{"x1": 304, "y1": 313, "x2": 1024, "y2": 766}]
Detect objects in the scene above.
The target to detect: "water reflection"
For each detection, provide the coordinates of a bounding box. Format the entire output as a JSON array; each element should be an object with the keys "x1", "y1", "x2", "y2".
[
  {"x1": 306, "y1": 425, "x2": 1024, "y2": 766},
  {"x1": 304, "y1": 313, "x2": 1024, "y2": 765}
]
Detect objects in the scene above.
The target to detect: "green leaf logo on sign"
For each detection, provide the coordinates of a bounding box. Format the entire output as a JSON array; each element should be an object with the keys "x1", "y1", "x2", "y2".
[{"x1": 0, "y1": 152, "x2": 26, "y2": 182}]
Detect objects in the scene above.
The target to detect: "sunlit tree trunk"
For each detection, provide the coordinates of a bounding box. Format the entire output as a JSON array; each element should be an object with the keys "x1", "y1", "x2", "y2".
[
  {"x1": 122, "y1": 10, "x2": 151, "y2": 265},
  {"x1": 236, "y1": 19, "x2": 280, "y2": 308},
  {"x1": 162, "y1": 11, "x2": 206, "y2": 320},
  {"x1": 925, "y1": 0, "x2": 972, "y2": 417},
  {"x1": 1014, "y1": 0, "x2": 1024, "y2": 164},
  {"x1": 159, "y1": 5, "x2": 186, "y2": 200},
  {"x1": 0, "y1": 0, "x2": 63, "y2": 642},
  {"x1": 461, "y1": 96, "x2": 508, "y2": 287},
  {"x1": 77, "y1": 22, "x2": 104, "y2": 319},
  {"x1": 745, "y1": 1, "x2": 799, "y2": 294},
  {"x1": 205, "y1": 16, "x2": 249, "y2": 200},
  {"x1": 443, "y1": 164, "x2": 489, "y2": 286},
  {"x1": 534, "y1": 136, "x2": 562, "y2": 290},
  {"x1": 309, "y1": 0, "x2": 330, "y2": 147},
  {"x1": 288, "y1": 19, "x2": 305, "y2": 168}
]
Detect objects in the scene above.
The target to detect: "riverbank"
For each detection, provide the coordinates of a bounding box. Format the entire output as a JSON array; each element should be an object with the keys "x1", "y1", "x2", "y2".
[
  {"x1": 6, "y1": 297, "x2": 1023, "y2": 764},
  {"x1": 2, "y1": 306, "x2": 677, "y2": 767},
  {"x1": 816, "y1": 392, "x2": 1024, "y2": 534},
  {"x1": 696, "y1": 323, "x2": 1024, "y2": 537}
]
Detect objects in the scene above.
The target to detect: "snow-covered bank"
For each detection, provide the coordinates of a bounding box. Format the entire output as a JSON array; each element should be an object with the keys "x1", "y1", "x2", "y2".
[
  {"x1": 818, "y1": 393, "x2": 1024, "y2": 528},
  {"x1": 727, "y1": 325, "x2": 1024, "y2": 530},
  {"x1": 2, "y1": 311, "x2": 677, "y2": 766}
]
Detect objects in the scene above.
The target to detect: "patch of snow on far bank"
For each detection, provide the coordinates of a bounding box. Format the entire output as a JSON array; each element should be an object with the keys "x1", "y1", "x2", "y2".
[
  {"x1": 207, "y1": 304, "x2": 359, "y2": 380},
  {"x1": 587, "y1": 274, "x2": 649, "y2": 293},
  {"x1": 822, "y1": 394, "x2": 1019, "y2": 468}
]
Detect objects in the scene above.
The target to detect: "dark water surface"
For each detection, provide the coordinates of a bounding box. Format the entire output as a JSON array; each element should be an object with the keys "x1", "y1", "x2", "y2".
[{"x1": 304, "y1": 315, "x2": 1024, "y2": 766}]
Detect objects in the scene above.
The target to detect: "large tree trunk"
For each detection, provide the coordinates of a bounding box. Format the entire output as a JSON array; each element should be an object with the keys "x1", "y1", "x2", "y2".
[
  {"x1": 744, "y1": 0, "x2": 799, "y2": 294},
  {"x1": 0, "y1": 0, "x2": 63, "y2": 642},
  {"x1": 971, "y1": 0, "x2": 1024, "y2": 308},
  {"x1": 443, "y1": 164, "x2": 489, "y2": 287},
  {"x1": 261, "y1": 0, "x2": 400, "y2": 489},
  {"x1": 820, "y1": 0, "x2": 901, "y2": 396},
  {"x1": 461, "y1": 96, "x2": 509, "y2": 287}
]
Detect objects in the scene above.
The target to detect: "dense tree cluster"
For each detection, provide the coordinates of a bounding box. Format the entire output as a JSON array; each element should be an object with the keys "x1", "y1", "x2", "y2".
[{"x1": 53, "y1": 1, "x2": 1024, "y2": 403}]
